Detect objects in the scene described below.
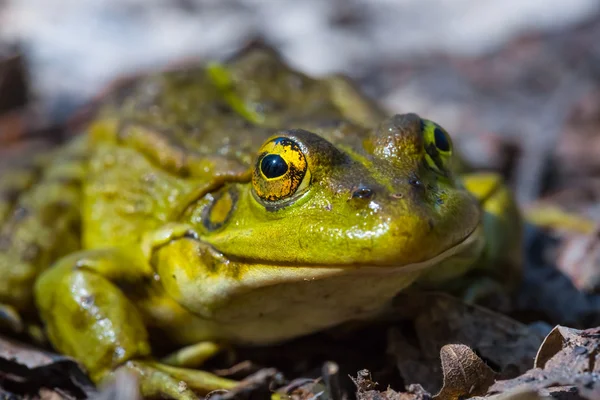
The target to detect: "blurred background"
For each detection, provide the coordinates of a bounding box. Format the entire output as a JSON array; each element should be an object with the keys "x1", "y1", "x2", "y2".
[{"x1": 2, "y1": 0, "x2": 600, "y2": 207}]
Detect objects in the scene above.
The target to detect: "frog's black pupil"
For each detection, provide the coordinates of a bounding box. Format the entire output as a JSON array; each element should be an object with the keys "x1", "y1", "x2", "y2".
[
  {"x1": 434, "y1": 128, "x2": 451, "y2": 152},
  {"x1": 261, "y1": 154, "x2": 288, "y2": 179}
]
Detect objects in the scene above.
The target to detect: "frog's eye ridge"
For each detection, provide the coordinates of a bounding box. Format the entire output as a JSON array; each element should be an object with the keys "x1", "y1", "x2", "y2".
[{"x1": 252, "y1": 136, "x2": 311, "y2": 206}]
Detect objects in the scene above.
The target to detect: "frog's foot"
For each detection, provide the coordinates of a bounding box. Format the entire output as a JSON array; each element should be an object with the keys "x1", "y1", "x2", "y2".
[
  {"x1": 123, "y1": 360, "x2": 237, "y2": 399},
  {"x1": 161, "y1": 341, "x2": 225, "y2": 369}
]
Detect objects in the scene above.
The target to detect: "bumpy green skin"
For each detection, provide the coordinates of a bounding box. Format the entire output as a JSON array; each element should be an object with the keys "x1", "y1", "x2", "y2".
[{"x1": 0, "y1": 49, "x2": 521, "y2": 397}]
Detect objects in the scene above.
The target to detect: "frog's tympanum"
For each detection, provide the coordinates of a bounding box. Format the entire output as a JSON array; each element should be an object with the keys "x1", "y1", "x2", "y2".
[{"x1": 0, "y1": 49, "x2": 521, "y2": 398}]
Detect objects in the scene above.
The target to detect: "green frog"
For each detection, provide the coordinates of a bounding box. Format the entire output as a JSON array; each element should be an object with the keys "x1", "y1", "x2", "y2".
[{"x1": 0, "y1": 48, "x2": 521, "y2": 399}]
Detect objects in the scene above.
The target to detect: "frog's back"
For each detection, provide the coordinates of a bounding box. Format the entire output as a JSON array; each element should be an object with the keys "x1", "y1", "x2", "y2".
[
  {"x1": 0, "y1": 138, "x2": 87, "y2": 311},
  {"x1": 91, "y1": 49, "x2": 385, "y2": 174}
]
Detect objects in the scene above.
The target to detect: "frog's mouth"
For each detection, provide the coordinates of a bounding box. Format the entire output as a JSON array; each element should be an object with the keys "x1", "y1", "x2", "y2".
[
  {"x1": 381, "y1": 223, "x2": 483, "y2": 274},
  {"x1": 209, "y1": 223, "x2": 483, "y2": 273},
  {"x1": 154, "y1": 224, "x2": 483, "y2": 334}
]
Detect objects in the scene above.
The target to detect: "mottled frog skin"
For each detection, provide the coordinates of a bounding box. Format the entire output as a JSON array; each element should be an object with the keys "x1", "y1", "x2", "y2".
[{"x1": 0, "y1": 49, "x2": 521, "y2": 398}]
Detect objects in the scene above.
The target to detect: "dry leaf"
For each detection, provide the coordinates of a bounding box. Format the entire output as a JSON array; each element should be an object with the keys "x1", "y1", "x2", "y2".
[
  {"x1": 387, "y1": 292, "x2": 542, "y2": 393},
  {"x1": 434, "y1": 344, "x2": 496, "y2": 400},
  {"x1": 0, "y1": 335, "x2": 95, "y2": 399},
  {"x1": 485, "y1": 326, "x2": 600, "y2": 399},
  {"x1": 534, "y1": 325, "x2": 600, "y2": 372}
]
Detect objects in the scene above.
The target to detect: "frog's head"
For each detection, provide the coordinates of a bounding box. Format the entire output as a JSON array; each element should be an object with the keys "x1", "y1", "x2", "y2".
[{"x1": 196, "y1": 113, "x2": 481, "y2": 269}]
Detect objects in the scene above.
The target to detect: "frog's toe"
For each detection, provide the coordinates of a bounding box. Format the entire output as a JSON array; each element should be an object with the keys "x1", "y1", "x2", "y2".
[
  {"x1": 123, "y1": 360, "x2": 237, "y2": 399},
  {"x1": 161, "y1": 341, "x2": 225, "y2": 369},
  {"x1": 122, "y1": 361, "x2": 198, "y2": 400}
]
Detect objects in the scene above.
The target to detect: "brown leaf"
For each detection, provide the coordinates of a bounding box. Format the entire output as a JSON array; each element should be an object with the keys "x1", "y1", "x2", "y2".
[
  {"x1": 387, "y1": 292, "x2": 543, "y2": 393},
  {"x1": 0, "y1": 335, "x2": 95, "y2": 399},
  {"x1": 434, "y1": 344, "x2": 496, "y2": 400},
  {"x1": 533, "y1": 326, "x2": 565, "y2": 370},
  {"x1": 484, "y1": 326, "x2": 600, "y2": 399},
  {"x1": 534, "y1": 325, "x2": 600, "y2": 372}
]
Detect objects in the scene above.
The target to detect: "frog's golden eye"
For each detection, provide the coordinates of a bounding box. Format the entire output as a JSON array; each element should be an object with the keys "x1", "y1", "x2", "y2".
[
  {"x1": 421, "y1": 119, "x2": 453, "y2": 176},
  {"x1": 252, "y1": 137, "x2": 311, "y2": 204}
]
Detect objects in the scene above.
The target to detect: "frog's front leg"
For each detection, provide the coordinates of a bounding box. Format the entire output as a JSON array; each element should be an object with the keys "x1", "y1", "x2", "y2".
[
  {"x1": 461, "y1": 172, "x2": 522, "y2": 283},
  {"x1": 34, "y1": 247, "x2": 236, "y2": 399},
  {"x1": 455, "y1": 172, "x2": 523, "y2": 306},
  {"x1": 418, "y1": 172, "x2": 522, "y2": 305}
]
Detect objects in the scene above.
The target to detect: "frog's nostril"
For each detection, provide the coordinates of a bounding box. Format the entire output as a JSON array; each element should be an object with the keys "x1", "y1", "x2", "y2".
[{"x1": 351, "y1": 187, "x2": 374, "y2": 199}]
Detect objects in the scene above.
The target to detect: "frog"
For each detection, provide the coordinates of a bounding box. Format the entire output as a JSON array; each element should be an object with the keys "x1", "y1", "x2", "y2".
[{"x1": 0, "y1": 48, "x2": 521, "y2": 399}]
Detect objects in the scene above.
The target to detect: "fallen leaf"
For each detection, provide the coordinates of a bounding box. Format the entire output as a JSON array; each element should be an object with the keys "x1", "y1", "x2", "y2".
[
  {"x1": 435, "y1": 344, "x2": 497, "y2": 400},
  {"x1": 534, "y1": 325, "x2": 600, "y2": 372},
  {"x1": 0, "y1": 335, "x2": 95, "y2": 399},
  {"x1": 387, "y1": 292, "x2": 543, "y2": 393},
  {"x1": 484, "y1": 326, "x2": 600, "y2": 399}
]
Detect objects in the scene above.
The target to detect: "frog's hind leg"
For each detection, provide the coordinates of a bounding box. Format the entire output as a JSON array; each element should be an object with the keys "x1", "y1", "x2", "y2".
[
  {"x1": 0, "y1": 137, "x2": 87, "y2": 333},
  {"x1": 35, "y1": 248, "x2": 237, "y2": 398}
]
